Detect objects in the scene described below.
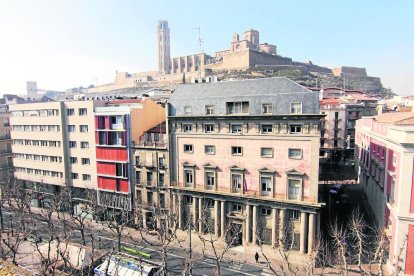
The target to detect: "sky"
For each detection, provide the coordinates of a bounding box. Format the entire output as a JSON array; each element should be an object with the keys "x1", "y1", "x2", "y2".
[{"x1": 0, "y1": 0, "x2": 413, "y2": 95}]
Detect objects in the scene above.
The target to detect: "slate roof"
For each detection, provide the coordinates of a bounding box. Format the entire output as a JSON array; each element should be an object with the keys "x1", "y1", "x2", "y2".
[{"x1": 170, "y1": 77, "x2": 312, "y2": 100}]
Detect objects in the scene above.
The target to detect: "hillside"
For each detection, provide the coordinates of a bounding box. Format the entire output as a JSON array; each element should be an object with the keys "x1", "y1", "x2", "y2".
[{"x1": 210, "y1": 68, "x2": 394, "y2": 97}]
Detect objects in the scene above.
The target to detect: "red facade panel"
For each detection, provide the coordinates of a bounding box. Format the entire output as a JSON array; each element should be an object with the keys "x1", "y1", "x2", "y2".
[
  {"x1": 97, "y1": 176, "x2": 116, "y2": 191},
  {"x1": 406, "y1": 225, "x2": 414, "y2": 275},
  {"x1": 97, "y1": 162, "x2": 116, "y2": 175},
  {"x1": 105, "y1": 116, "x2": 109, "y2": 129},
  {"x1": 96, "y1": 147, "x2": 127, "y2": 161},
  {"x1": 120, "y1": 179, "x2": 129, "y2": 192}
]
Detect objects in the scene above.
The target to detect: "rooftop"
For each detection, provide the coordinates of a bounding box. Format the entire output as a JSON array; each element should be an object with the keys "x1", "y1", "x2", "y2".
[
  {"x1": 171, "y1": 77, "x2": 311, "y2": 100},
  {"x1": 374, "y1": 112, "x2": 414, "y2": 125}
]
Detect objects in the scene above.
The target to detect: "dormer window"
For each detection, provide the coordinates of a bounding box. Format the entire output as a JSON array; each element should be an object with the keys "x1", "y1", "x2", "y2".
[
  {"x1": 290, "y1": 102, "x2": 302, "y2": 114},
  {"x1": 262, "y1": 103, "x2": 273, "y2": 114},
  {"x1": 226, "y1": 102, "x2": 249, "y2": 115}
]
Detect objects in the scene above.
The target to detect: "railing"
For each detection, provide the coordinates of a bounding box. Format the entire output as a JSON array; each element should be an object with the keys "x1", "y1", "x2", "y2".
[
  {"x1": 139, "y1": 141, "x2": 166, "y2": 147},
  {"x1": 147, "y1": 181, "x2": 153, "y2": 186},
  {"x1": 111, "y1": 123, "x2": 124, "y2": 130}
]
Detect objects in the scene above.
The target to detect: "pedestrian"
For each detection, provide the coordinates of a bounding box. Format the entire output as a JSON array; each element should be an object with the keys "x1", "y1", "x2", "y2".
[{"x1": 255, "y1": 252, "x2": 259, "y2": 263}]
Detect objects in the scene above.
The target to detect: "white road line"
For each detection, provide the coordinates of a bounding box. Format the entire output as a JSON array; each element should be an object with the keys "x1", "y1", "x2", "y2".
[{"x1": 96, "y1": 235, "x2": 259, "y2": 276}]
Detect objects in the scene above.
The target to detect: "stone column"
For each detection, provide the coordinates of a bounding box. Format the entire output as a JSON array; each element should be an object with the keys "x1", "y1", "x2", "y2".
[
  {"x1": 278, "y1": 209, "x2": 285, "y2": 246},
  {"x1": 271, "y1": 208, "x2": 278, "y2": 247},
  {"x1": 178, "y1": 195, "x2": 183, "y2": 229},
  {"x1": 252, "y1": 205, "x2": 258, "y2": 245},
  {"x1": 220, "y1": 201, "x2": 226, "y2": 238},
  {"x1": 142, "y1": 211, "x2": 147, "y2": 229},
  {"x1": 198, "y1": 198, "x2": 203, "y2": 234},
  {"x1": 245, "y1": 204, "x2": 251, "y2": 244},
  {"x1": 214, "y1": 200, "x2": 219, "y2": 238},
  {"x1": 192, "y1": 197, "x2": 197, "y2": 229},
  {"x1": 308, "y1": 213, "x2": 316, "y2": 254},
  {"x1": 300, "y1": 211, "x2": 308, "y2": 254}
]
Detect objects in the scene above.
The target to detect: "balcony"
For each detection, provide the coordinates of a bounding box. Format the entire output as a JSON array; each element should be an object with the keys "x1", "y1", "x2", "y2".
[
  {"x1": 138, "y1": 141, "x2": 166, "y2": 148},
  {"x1": 111, "y1": 123, "x2": 124, "y2": 130},
  {"x1": 0, "y1": 134, "x2": 11, "y2": 140},
  {"x1": 135, "y1": 180, "x2": 142, "y2": 186}
]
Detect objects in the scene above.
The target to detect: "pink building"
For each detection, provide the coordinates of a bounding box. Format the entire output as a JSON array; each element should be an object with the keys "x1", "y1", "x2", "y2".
[
  {"x1": 355, "y1": 112, "x2": 414, "y2": 274},
  {"x1": 168, "y1": 78, "x2": 323, "y2": 253}
]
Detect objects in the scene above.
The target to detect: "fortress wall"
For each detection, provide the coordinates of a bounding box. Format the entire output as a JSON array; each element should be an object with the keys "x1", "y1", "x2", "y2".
[
  {"x1": 333, "y1": 66, "x2": 368, "y2": 77},
  {"x1": 248, "y1": 50, "x2": 293, "y2": 66},
  {"x1": 205, "y1": 49, "x2": 250, "y2": 70}
]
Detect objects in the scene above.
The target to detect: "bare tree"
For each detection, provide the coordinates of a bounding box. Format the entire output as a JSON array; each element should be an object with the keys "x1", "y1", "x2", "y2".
[{"x1": 195, "y1": 201, "x2": 243, "y2": 276}]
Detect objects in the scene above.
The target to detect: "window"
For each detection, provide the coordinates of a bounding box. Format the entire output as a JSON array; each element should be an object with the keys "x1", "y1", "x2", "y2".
[
  {"x1": 80, "y1": 125, "x2": 88, "y2": 133},
  {"x1": 184, "y1": 144, "x2": 193, "y2": 153},
  {"x1": 50, "y1": 156, "x2": 59, "y2": 162},
  {"x1": 158, "y1": 157, "x2": 165, "y2": 167},
  {"x1": 288, "y1": 210, "x2": 300, "y2": 220},
  {"x1": 67, "y1": 109, "x2": 74, "y2": 116},
  {"x1": 231, "y1": 146, "x2": 242, "y2": 156},
  {"x1": 71, "y1": 173, "x2": 79, "y2": 179},
  {"x1": 68, "y1": 125, "x2": 75, "y2": 132},
  {"x1": 80, "y1": 142, "x2": 89, "y2": 149},
  {"x1": 261, "y1": 124, "x2": 272, "y2": 133},
  {"x1": 288, "y1": 149, "x2": 302, "y2": 159},
  {"x1": 79, "y1": 108, "x2": 87, "y2": 116},
  {"x1": 183, "y1": 124, "x2": 192, "y2": 132},
  {"x1": 261, "y1": 176, "x2": 272, "y2": 195},
  {"x1": 290, "y1": 102, "x2": 302, "y2": 114},
  {"x1": 290, "y1": 125, "x2": 302, "y2": 134},
  {"x1": 159, "y1": 173, "x2": 165, "y2": 185},
  {"x1": 204, "y1": 124, "x2": 214, "y2": 133},
  {"x1": 205, "y1": 172, "x2": 215, "y2": 189},
  {"x1": 34, "y1": 155, "x2": 41, "y2": 161},
  {"x1": 205, "y1": 145, "x2": 215, "y2": 155},
  {"x1": 185, "y1": 170, "x2": 193, "y2": 186},
  {"x1": 226, "y1": 102, "x2": 249, "y2": 115},
  {"x1": 288, "y1": 179, "x2": 301, "y2": 200},
  {"x1": 233, "y1": 204, "x2": 242, "y2": 212},
  {"x1": 205, "y1": 105, "x2": 214, "y2": 115},
  {"x1": 262, "y1": 103, "x2": 273, "y2": 114},
  {"x1": 42, "y1": 155, "x2": 49, "y2": 162},
  {"x1": 81, "y1": 158, "x2": 90, "y2": 165},
  {"x1": 261, "y1": 147, "x2": 273, "y2": 158},
  {"x1": 69, "y1": 141, "x2": 77, "y2": 148},
  {"x1": 135, "y1": 171, "x2": 141, "y2": 184},
  {"x1": 231, "y1": 124, "x2": 242, "y2": 133},
  {"x1": 184, "y1": 106, "x2": 192, "y2": 115},
  {"x1": 231, "y1": 174, "x2": 242, "y2": 192},
  {"x1": 146, "y1": 172, "x2": 153, "y2": 185},
  {"x1": 82, "y1": 174, "x2": 91, "y2": 181},
  {"x1": 261, "y1": 208, "x2": 272, "y2": 216}
]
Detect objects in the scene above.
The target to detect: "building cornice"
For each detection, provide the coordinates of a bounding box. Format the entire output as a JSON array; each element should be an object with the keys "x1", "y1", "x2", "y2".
[{"x1": 168, "y1": 114, "x2": 324, "y2": 121}]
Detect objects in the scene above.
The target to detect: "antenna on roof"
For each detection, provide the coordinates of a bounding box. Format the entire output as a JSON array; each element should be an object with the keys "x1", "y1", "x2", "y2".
[{"x1": 194, "y1": 26, "x2": 203, "y2": 78}]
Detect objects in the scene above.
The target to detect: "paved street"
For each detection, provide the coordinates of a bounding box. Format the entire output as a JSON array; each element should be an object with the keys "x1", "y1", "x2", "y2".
[{"x1": 1, "y1": 208, "x2": 271, "y2": 275}]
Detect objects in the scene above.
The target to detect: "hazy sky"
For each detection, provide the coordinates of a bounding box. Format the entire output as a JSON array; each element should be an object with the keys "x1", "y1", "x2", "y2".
[{"x1": 0, "y1": 0, "x2": 413, "y2": 95}]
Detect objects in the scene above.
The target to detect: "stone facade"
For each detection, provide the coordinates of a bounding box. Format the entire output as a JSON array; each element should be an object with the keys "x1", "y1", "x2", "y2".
[{"x1": 167, "y1": 78, "x2": 323, "y2": 252}]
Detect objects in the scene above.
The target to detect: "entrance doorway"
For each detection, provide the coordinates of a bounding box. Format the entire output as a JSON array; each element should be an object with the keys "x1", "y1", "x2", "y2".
[{"x1": 226, "y1": 223, "x2": 243, "y2": 246}]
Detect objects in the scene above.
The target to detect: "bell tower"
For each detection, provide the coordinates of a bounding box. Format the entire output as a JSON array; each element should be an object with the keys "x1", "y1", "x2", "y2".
[{"x1": 157, "y1": 20, "x2": 171, "y2": 74}]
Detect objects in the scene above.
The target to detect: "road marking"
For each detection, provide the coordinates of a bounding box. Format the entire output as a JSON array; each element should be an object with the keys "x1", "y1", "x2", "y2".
[{"x1": 96, "y1": 235, "x2": 258, "y2": 275}]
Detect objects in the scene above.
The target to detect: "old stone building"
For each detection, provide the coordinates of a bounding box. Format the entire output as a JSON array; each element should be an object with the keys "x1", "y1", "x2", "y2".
[
  {"x1": 167, "y1": 77, "x2": 323, "y2": 253},
  {"x1": 133, "y1": 122, "x2": 170, "y2": 229}
]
